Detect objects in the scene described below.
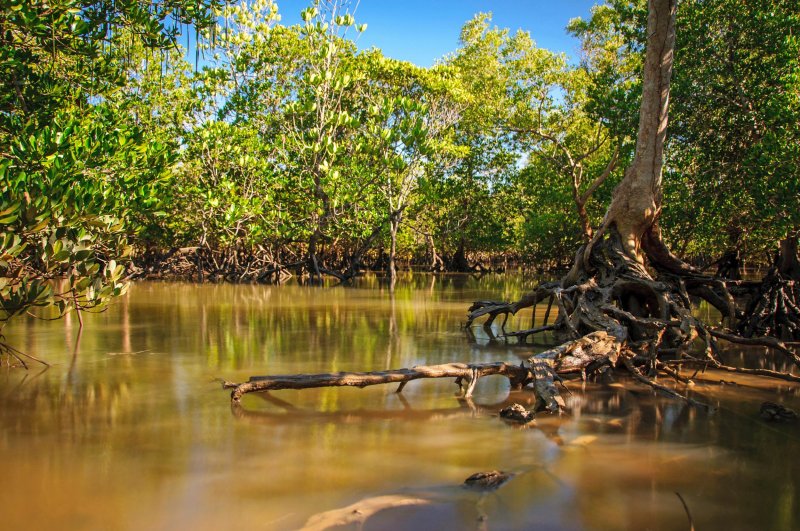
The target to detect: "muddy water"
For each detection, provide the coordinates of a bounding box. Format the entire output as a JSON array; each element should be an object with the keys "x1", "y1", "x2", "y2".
[{"x1": 1, "y1": 275, "x2": 799, "y2": 531}]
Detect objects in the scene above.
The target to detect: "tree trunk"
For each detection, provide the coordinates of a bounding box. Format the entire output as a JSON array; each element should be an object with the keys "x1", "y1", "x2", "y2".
[
  {"x1": 427, "y1": 234, "x2": 444, "y2": 272},
  {"x1": 589, "y1": 0, "x2": 676, "y2": 267},
  {"x1": 576, "y1": 199, "x2": 593, "y2": 242},
  {"x1": 452, "y1": 237, "x2": 470, "y2": 272},
  {"x1": 777, "y1": 236, "x2": 800, "y2": 280},
  {"x1": 388, "y1": 214, "x2": 400, "y2": 285}
]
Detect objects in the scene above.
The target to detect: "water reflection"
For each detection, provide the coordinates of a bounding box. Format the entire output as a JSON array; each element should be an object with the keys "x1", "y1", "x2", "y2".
[{"x1": 0, "y1": 276, "x2": 798, "y2": 530}]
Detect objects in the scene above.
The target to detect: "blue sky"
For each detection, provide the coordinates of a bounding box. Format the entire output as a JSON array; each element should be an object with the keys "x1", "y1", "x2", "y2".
[{"x1": 273, "y1": 0, "x2": 600, "y2": 66}]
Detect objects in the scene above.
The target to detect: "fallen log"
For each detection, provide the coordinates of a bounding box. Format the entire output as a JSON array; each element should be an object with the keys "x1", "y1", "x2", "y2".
[
  {"x1": 225, "y1": 362, "x2": 533, "y2": 402},
  {"x1": 224, "y1": 331, "x2": 620, "y2": 410}
]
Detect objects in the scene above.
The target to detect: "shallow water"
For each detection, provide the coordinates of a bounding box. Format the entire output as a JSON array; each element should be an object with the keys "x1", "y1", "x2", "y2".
[{"x1": 1, "y1": 275, "x2": 799, "y2": 530}]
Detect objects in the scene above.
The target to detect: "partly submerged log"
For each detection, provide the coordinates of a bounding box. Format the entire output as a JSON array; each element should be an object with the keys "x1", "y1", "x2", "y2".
[
  {"x1": 226, "y1": 362, "x2": 531, "y2": 402},
  {"x1": 224, "y1": 333, "x2": 620, "y2": 407}
]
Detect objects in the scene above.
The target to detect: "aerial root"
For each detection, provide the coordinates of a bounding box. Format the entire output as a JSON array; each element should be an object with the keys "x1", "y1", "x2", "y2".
[
  {"x1": 707, "y1": 328, "x2": 800, "y2": 369},
  {"x1": 464, "y1": 260, "x2": 800, "y2": 408},
  {"x1": 737, "y1": 266, "x2": 800, "y2": 341},
  {"x1": 655, "y1": 360, "x2": 694, "y2": 385},
  {"x1": 501, "y1": 324, "x2": 558, "y2": 342},
  {"x1": 224, "y1": 232, "x2": 800, "y2": 414},
  {"x1": 0, "y1": 340, "x2": 50, "y2": 369}
]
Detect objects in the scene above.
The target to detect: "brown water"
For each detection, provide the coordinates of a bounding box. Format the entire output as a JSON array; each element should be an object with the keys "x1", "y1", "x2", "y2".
[{"x1": 1, "y1": 275, "x2": 799, "y2": 531}]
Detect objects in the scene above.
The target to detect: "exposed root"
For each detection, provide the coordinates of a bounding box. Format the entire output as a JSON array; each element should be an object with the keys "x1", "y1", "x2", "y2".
[
  {"x1": 656, "y1": 361, "x2": 694, "y2": 385},
  {"x1": 705, "y1": 361, "x2": 800, "y2": 383},
  {"x1": 0, "y1": 339, "x2": 50, "y2": 369},
  {"x1": 466, "y1": 283, "x2": 559, "y2": 328},
  {"x1": 737, "y1": 266, "x2": 800, "y2": 341},
  {"x1": 502, "y1": 324, "x2": 559, "y2": 342},
  {"x1": 464, "y1": 225, "x2": 800, "y2": 412},
  {"x1": 528, "y1": 331, "x2": 621, "y2": 412},
  {"x1": 221, "y1": 229, "x2": 799, "y2": 419},
  {"x1": 622, "y1": 356, "x2": 711, "y2": 410},
  {"x1": 708, "y1": 328, "x2": 800, "y2": 369}
]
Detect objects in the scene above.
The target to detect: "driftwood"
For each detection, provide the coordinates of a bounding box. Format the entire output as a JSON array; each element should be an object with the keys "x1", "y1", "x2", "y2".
[
  {"x1": 225, "y1": 362, "x2": 531, "y2": 402},
  {"x1": 224, "y1": 332, "x2": 620, "y2": 406}
]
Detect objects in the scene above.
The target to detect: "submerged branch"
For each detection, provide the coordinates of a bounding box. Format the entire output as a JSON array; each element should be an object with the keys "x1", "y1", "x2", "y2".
[
  {"x1": 622, "y1": 356, "x2": 711, "y2": 410},
  {"x1": 709, "y1": 328, "x2": 800, "y2": 368},
  {"x1": 227, "y1": 362, "x2": 533, "y2": 402}
]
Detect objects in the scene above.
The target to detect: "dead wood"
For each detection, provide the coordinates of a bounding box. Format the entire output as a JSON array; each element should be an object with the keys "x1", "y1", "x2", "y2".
[
  {"x1": 226, "y1": 333, "x2": 619, "y2": 411},
  {"x1": 301, "y1": 495, "x2": 432, "y2": 531},
  {"x1": 227, "y1": 362, "x2": 534, "y2": 402}
]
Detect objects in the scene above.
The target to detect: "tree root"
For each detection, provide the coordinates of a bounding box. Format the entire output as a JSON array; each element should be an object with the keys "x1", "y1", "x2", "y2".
[
  {"x1": 622, "y1": 356, "x2": 711, "y2": 410},
  {"x1": 501, "y1": 324, "x2": 559, "y2": 342},
  {"x1": 707, "y1": 362, "x2": 800, "y2": 383},
  {"x1": 222, "y1": 229, "x2": 800, "y2": 418},
  {"x1": 708, "y1": 328, "x2": 800, "y2": 368},
  {"x1": 463, "y1": 226, "x2": 800, "y2": 412},
  {"x1": 737, "y1": 269, "x2": 800, "y2": 341},
  {"x1": 0, "y1": 339, "x2": 50, "y2": 369}
]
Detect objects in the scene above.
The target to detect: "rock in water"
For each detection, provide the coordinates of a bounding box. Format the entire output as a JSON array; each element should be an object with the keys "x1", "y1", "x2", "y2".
[
  {"x1": 759, "y1": 401, "x2": 799, "y2": 422},
  {"x1": 499, "y1": 403, "x2": 535, "y2": 424},
  {"x1": 463, "y1": 471, "x2": 512, "y2": 491}
]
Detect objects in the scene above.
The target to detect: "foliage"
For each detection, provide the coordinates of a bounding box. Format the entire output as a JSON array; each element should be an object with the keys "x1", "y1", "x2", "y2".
[
  {"x1": 3, "y1": 0, "x2": 798, "y2": 346},
  {"x1": 666, "y1": 0, "x2": 800, "y2": 257},
  {"x1": 0, "y1": 0, "x2": 217, "y2": 331}
]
